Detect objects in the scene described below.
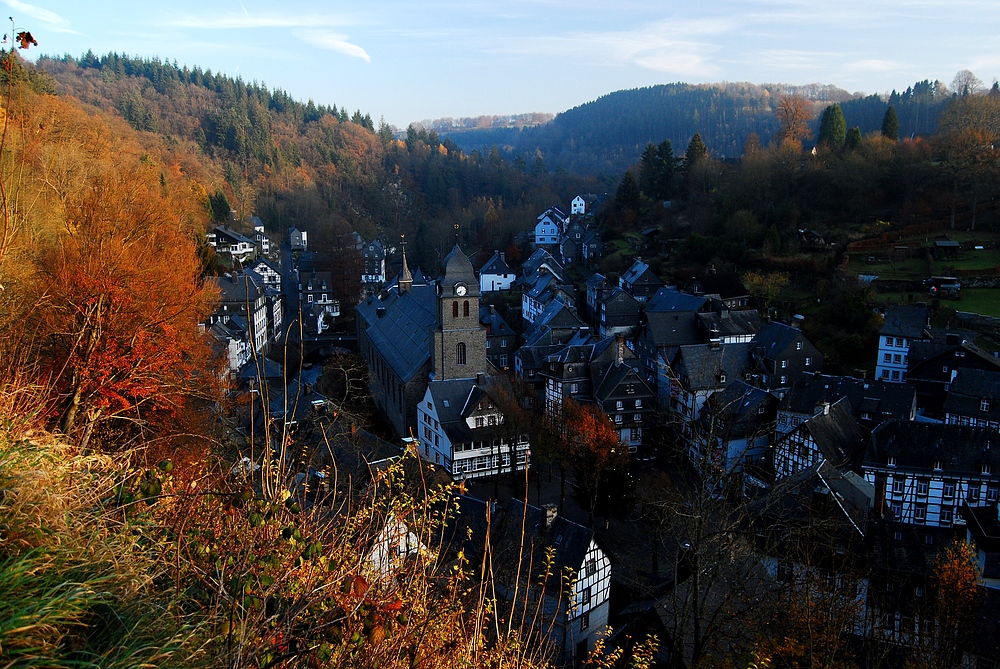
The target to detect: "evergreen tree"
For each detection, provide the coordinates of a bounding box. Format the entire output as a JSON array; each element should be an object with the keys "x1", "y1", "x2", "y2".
[
  {"x1": 615, "y1": 170, "x2": 641, "y2": 209},
  {"x1": 881, "y1": 105, "x2": 899, "y2": 140},
  {"x1": 685, "y1": 132, "x2": 707, "y2": 166},
  {"x1": 845, "y1": 126, "x2": 863, "y2": 150},
  {"x1": 817, "y1": 103, "x2": 847, "y2": 149}
]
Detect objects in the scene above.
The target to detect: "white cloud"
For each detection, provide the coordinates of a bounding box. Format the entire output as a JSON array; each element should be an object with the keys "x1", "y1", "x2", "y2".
[
  {"x1": 843, "y1": 59, "x2": 902, "y2": 73},
  {"x1": 168, "y1": 13, "x2": 355, "y2": 30},
  {"x1": 296, "y1": 30, "x2": 371, "y2": 63},
  {"x1": 2, "y1": 0, "x2": 75, "y2": 34}
]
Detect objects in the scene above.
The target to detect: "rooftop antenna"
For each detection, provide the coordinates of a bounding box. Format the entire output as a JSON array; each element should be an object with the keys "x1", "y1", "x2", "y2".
[{"x1": 454, "y1": 223, "x2": 460, "y2": 245}]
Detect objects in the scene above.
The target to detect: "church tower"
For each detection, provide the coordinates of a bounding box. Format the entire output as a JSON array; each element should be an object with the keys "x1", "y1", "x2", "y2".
[{"x1": 432, "y1": 244, "x2": 487, "y2": 380}]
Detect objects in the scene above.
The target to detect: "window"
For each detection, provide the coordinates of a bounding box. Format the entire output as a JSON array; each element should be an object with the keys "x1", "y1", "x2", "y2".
[
  {"x1": 970, "y1": 486, "x2": 981, "y2": 502},
  {"x1": 475, "y1": 416, "x2": 484, "y2": 428},
  {"x1": 456, "y1": 342, "x2": 467, "y2": 365},
  {"x1": 781, "y1": 359, "x2": 788, "y2": 368},
  {"x1": 452, "y1": 302, "x2": 459, "y2": 318},
  {"x1": 915, "y1": 586, "x2": 924, "y2": 598},
  {"x1": 486, "y1": 339, "x2": 491, "y2": 348},
  {"x1": 500, "y1": 354, "x2": 508, "y2": 367},
  {"x1": 943, "y1": 482, "x2": 955, "y2": 498},
  {"x1": 719, "y1": 373, "x2": 727, "y2": 383},
  {"x1": 942, "y1": 365, "x2": 949, "y2": 373},
  {"x1": 893, "y1": 354, "x2": 901, "y2": 364},
  {"x1": 585, "y1": 558, "x2": 596, "y2": 577},
  {"x1": 463, "y1": 300, "x2": 470, "y2": 317},
  {"x1": 891, "y1": 502, "x2": 902, "y2": 517},
  {"x1": 630, "y1": 427, "x2": 642, "y2": 442},
  {"x1": 805, "y1": 357, "x2": 812, "y2": 367},
  {"x1": 892, "y1": 479, "x2": 905, "y2": 494},
  {"x1": 916, "y1": 480, "x2": 929, "y2": 497},
  {"x1": 424, "y1": 426, "x2": 432, "y2": 440},
  {"x1": 501, "y1": 339, "x2": 507, "y2": 348},
  {"x1": 580, "y1": 586, "x2": 591, "y2": 606},
  {"x1": 984, "y1": 463, "x2": 993, "y2": 475},
  {"x1": 796, "y1": 341, "x2": 803, "y2": 350},
  {"x1": 983, "y1": 399, "x2": 992, "y2": 413},
  {"x1": 896, "y1": 337, "x2": 904, "y2": 347},
  {"x1": 915, "y1": 505, "x2": 927, "y2": 523},
  {"x1": 891, "y1": 370, "x2": 900, "y2": 381},
  {"x1": 780, "y1": 375, "x2": 787, "y2": 385},
  {"x1": 616, "y1": 401, "x2": 624, "y2": 410},
  {"x1": 580, "y1": 612, "x2": 590, "y2": 631},
  {"x1": 941, "y1": 507, "x2": 954, "y2": 524},
  {"x1": 634, "y1": 413, "x2": 642, "y2": 422},
  {"x1": 989, "y1": 486, "x2": 999, "y2": 503},
  {"x1": 885, "y1": 336, "x2": 893, "y2": 347},
  {"x1": 635, "y1": 399, "x2": 642, "y2": 409},
  {"x1": 924, "y1": 534, "x2": 934, "y2": 545},
  {"x1": 615, "y1": 414, "x2": 623, "y2": 423}
]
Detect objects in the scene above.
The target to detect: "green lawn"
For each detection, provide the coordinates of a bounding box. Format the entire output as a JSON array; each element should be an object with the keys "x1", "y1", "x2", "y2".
[{"x1": 952, "y1": 288, "x2": 1000, "y2": 318}]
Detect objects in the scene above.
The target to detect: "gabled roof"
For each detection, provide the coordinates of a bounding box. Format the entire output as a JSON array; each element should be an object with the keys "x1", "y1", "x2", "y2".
[
  {"x1": 687, "y1": 272, "x2": 748, "y2": 300},
  {"x1": 880, "y1": 304, "x2": 929, "y2": 339},
  {"x1": 585, "y1": 272, "x2": 607, "y2": 290},
  {"x1": 867, "y1": 421, "x2": 1000, "y2": 473},
  {"x1": 521, "y1": 248, "x2": 564, "y2": 279},
  {"x1": 760, "y1": 460, "x2": 872, "y2": 537},
  {"x1": 594, "y1": 360, "x2": 649, "y2": 404},
  {"x1": 698, "y1": 309, "x2": 764, "y2": 339},
  {"x1": 644, "y1": 311, "x2": 703, "y2": 349},
  {"x1": 751, "y1": 322, "x2": 809, "y2": 360},
  {"x1": 211, "y1": 225, "x2": 256, "y2": 246},
  {"x1": 793, "y1": 397, "x2": 869, "y2": 470},
  {"x1": 494, "y1": 498, "x2": 594, "y2": 578},
  {"x1": 479, "y1": 305, "x2": 514, "y2": 337},
  {"x1": 908, "y1": 339, "x2": 1000, "y2": 373},
  {"x1": 479, "y1": 251, "x2": 512, "y2": 276},
  {"x1": 674, "y1": 342, "x2": 751, "y2": 391},
  {"x1": 784, "y1": 373, "x2": 916, "y2": 424},
  {"x1": 646, "y1": 287, "x2": 707, "y2": 313},
  {"x1": 621, "y1": 259, "x2": 662, "y2": 286},
  {"x1": 522, "y1": 302, "x2": 589, "y2": 346},
  {"x1": 944, "y1": 369, "x2": 1000, "y2": 421},
  {"x1": 247, "y1": 257, "x2": 281, "y2": 275},
  {"x1": 358, "y1": 284, "x2": 438, "y2": 383}
]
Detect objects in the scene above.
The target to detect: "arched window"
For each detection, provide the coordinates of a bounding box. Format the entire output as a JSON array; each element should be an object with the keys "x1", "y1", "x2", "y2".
[
  {"x1": 463, "y1": 300, "x2": 470, "y2": 317},
  {"x1": 452, "y1": 301, "x2": 459, "y2": 318},
  {"x1": 456, "y1": 342, "x2": 467, "y2": 365}
]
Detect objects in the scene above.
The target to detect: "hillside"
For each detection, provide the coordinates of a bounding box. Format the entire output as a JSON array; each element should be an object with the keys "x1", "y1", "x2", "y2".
[
  {"x1": 443, "y1": 80, "x2": 953, "y2": 176},
  {"x1": 35, "y1": 53, "x2": 598, "y2": 273}
]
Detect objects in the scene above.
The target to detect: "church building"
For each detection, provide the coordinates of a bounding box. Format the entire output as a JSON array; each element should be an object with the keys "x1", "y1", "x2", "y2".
[{"x1": 357, "y1": 244, "x2": 527, "y2": 477}]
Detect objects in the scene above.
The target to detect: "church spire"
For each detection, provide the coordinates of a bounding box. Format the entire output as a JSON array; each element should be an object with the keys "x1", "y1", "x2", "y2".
[{"x1": 398, "y1": 234, "x2": 412, "y2": 294}]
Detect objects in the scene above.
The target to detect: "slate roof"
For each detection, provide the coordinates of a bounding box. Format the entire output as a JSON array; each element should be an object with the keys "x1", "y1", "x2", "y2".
[
  {"x1": 794, "y1": 397, "x2": 869, "y2": 470},
  {"x1": 945, "y1": 369, "x2": 1000, "y2": 421},
  {"x1": 493, "y1": 498, "x2": 595, "y2": 583},
  {"x1": 621, "y1": 258, "x2": 653, "y2": 285},
  {"x1": 479, "y1": 305, "x2": 514, "y2": 337},
  {"x1": 759, "y1": 460, "x2": 873, "y2": 537},
  {"x1": 698, "y1": 309, "x2": 764, "y2": 339},
  {"x1": 479, "y1": 251, "x2": 512, "y2": 276},
  {"x1": 441, "y1": 244, "x2": 479, "y2": 294},
  {"x1": 880, "y1": 305, "x2": 929, "y2": 339},
  {"x1": 866, "y1": 421, "x2": 1000, "y2": 472},
  {"x1": 522, "y1": 299, "x2": 586, "y2": 345},
  {"x1": 688, "y1": 272, "x2": 748, "y2": 301},
  {"x1": 521, "y1": 248, "x2": 564, "y2": 279},
  {"x1": 751, "y1": 322, "x2": 810, "y2": 360},
  {"x1": 357, "y1": 283, "x2": 438, "y2": 383},
  {"x1": 784, "y1": 373, "x2": 916, "y2": 424},
  {"x1": 908, "y1": 339, "x2": 1000, "y2": 372},
  {"x1": 644, "y1": 311, "x2": 703, "y2": 349},
  {"x1": 709, "y1": 380, "x2": 775, "y2": 431},
  {"x1": 646, "y1": 287, "x2": 707, "y2": 313},
  {"x1": 594, "y1": 360, "x2": 647, "y2": 404},
  {"x1": 428, "y1": 377, "x2": 507, "y2": 445},
  {"x1": 585, "y1": 272, "x2": 607, "y2": 290},
  {"x1": 674, "y1": 342, "x2": 752, "y2": 391}
]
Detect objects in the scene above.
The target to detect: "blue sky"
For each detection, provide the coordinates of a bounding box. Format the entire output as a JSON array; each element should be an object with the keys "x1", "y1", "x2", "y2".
[{"x1": 7, "y1": 0, "x2": 1000, "y2": 128}]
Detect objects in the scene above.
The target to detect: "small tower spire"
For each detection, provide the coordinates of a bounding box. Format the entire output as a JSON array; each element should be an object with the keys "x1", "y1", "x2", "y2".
[{"x1": 399, "y1": 234, "x2": 412, "y2": 294}]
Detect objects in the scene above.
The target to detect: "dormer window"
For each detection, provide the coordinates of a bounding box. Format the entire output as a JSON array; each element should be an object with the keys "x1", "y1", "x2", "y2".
[
  {"x1": 983, "y1": 463, "x2": 992, "y2": 475},
  {"x1": 934, "y1": 459, "x2": 943, "y2": 471},
  {"x1": 718, "y1": 373, "x2": 727, "y2": 384},
  {"x1": 888, "y1": 456, "x2": 897, "y2": 467},
  {"x1": 982, "y1": 399, "x2": 992, "y2": 413}
]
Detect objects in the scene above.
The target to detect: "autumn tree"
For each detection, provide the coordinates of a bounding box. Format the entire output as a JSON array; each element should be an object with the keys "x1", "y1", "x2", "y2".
[
  {"x1": 743, "y1": 271, "x2": 789, "y2": 317},
  {"x1": 775, "y1": 95, "x2": 814, "y2": 145},
  {"x1": 566, "y1": 400, "x2": 628, "y2": 526},
  {"x1": 936, "y1": 93, "x2": 1000, "y2": 229},
  {"x1": 21, "y1": 107, "x2": 217, "y2": 450}
]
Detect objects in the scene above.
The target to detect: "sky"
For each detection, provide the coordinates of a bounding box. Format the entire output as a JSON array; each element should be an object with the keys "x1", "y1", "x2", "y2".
[{"x1": 7, "y1": 0, "x2": 1000, "y2": 128}]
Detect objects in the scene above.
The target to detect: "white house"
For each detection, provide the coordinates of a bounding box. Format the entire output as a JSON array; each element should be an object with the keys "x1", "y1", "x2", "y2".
[
  {"x1": 478, "y1": 250, "x2": 514, "y2": 292},
  {"x1": 571, "y1": 195, "x2": 587, "y2": 216},
  {"x1": 416, "y1": 378, "x2": 529, "y2": 479},
  {"x1": 876, "y1": 305, "x2": 929, "y2": 382},
  {"x1": 534, "y1": 215, "x2": 561, "y2": 248},
  {"x1": 289, "y1": 227, "x2": 308, "y2": 252}
]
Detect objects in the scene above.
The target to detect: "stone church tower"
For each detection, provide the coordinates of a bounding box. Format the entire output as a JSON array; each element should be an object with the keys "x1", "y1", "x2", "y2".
[{"x1": 432, "y1": 244, "x2": 487, "y2": 380}]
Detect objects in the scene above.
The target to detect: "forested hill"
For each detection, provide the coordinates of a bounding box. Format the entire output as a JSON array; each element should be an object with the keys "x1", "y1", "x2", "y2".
[
  {"x1": 36, "y1": 52, "x2": 596, "y2": 273},
  {"x1": 443, "y1": 80, "x2": 953, "y2": 176}
]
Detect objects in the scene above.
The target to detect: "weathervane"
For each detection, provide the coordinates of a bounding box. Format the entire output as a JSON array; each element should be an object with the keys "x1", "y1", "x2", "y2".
[{"x1": 454, "y1": 223, "x2": 460, "y2": 245}]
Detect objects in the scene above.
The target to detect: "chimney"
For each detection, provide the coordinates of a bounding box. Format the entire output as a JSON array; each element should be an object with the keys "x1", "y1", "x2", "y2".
[
  {"x1": 500, "y1": 251, "x2": 506, "y2": 262},
  {"x1": 616, "y1": 335, "x2": 624, "y2": 364},
  {"x1": 542, "y1": 503, "x2": 558, "y2": 530},
  {"x1": 477, "y1": 372, "x2": 486, "y2": 386},
  {"x1": 816, "y1": 401, "x2": 831, "y2": 416}
]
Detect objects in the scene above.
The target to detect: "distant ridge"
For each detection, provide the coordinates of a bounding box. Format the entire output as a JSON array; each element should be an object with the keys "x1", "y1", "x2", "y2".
[{"x1": 442, "y1": 80, "x2": 950, "y2": 176}]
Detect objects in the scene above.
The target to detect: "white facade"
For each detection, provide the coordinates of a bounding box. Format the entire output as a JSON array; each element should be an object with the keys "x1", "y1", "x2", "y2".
[
  {"x1": 876, "y1": 334, "x2": 911, "y2": 383},
  {"x1": 571, "y1": 196, "x2": 586, "y2": 216},
  {"x1": 416, "y1": 387, "x2": 529, "y2": 478},
  {"x1": 480, "y1": 270, "x2": 514, "y2": 293},
  {"x1": 866, "y1": 464, "x2": 999, "y2": 527},
  {"x1": 566, "y1": 539, "x2": 612, "y2": 658},
  {"x1": 534, "y1": 216, "x2": 560, "y2": 247}
]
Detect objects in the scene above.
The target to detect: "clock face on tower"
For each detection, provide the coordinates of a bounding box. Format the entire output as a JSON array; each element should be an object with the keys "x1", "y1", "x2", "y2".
[{"x1": 455, "y1": 283, "x2": 467, "y2": 296}]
